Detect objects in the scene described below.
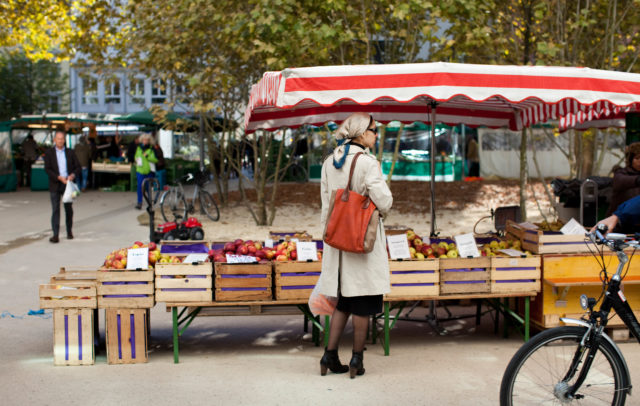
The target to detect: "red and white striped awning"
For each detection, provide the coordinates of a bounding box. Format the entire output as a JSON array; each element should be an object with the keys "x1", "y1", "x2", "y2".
[{"x1": 245, "y1": 62, "x2": 640, "y2": 133}]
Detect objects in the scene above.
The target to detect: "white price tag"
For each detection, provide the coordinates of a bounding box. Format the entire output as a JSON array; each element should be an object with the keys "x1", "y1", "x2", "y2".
[
  {"x1": 498, "y1": 249, "x2": 526, "y2": 257},
  {"x1": 560, "y1": 218, "x2": 587, "y2": 235},
  {"x1": 296, "y1": 241, "x2": 318, "y2": 262},
  {"x1": 387, "y1": 234, "x2": 411, "y2": 260},
  {"x1": 226, "y1": 254, "x2": 258, "y2": 264},
  {"x1": 127, "y1": 247, "x2": 149, "y2": 270},
  {"x1": 183, "y1": 253, "x2": 209, "y2": 263},
  {"x1": 264, "y1": 239, "x2": 274, "y2": 248},
  {"x1": 454, "y1": 233, "x2": 480, "y2": 258}
]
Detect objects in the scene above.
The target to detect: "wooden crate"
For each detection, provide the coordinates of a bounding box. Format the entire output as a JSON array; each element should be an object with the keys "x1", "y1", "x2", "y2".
[
  {"x1": 40, "y1": 282, "x2": 97, "y2": 309},
  {"x1": 439, "y1": 257, "x2": 491, "y2": 295},
  {"x1": 268, "y1": 230, "x2": 312, "y2": 242},
  {"x1": 155, "y1": 262, "x2": 212, "y2": 302},
  {"x1": 51, "y1": 267, "x2": 99, "y2": 283},
  {"x1": 505, "y1": 220, "x2": 532, "y2": 242},
  {"x1": 105, "y1": 308, "x2": 148, "y2": 364},
  {"x1": 490, "y1": 256, "x2": 541, "y2": 294},
  {"x1": 53, "y1": 308, "x2": 94, "y2": 366},
  {"x1": 274, "y1": 261, "x2": 321, "y2": 300},
  {"x1": 521, "y1": 228, "x2": 595, "y2": 254},
  {"x1": 214, "y1": 262, "x2": 272, "y2": 301},
  {"x1": 97, "y1": 270, "x2": 154, "y2": 308},
  {"x1": 386, "y1": 259, "x2": 439, "y2": 298}
]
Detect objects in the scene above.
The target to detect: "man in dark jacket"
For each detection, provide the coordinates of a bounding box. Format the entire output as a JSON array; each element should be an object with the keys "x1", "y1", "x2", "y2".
[
  {"x1": 44, "y1": 128, "x2": 81, "y2": 243},
  {"x1": 593, "y1": 194, "x2": 640, "y2": 234}
]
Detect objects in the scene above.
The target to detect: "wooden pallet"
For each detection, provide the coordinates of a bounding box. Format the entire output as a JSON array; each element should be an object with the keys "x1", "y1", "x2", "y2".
[
  {"x1": 273, "y1": 261, "x2": 320, "y2": 300},
  {"x1": 97, "y1": 270, "x2": 154, "y2": 308},
  {"x1": 53, "y1": 308, "x2": 94, "y2": 366},
  {"x1": 439, "y1": 257, "x2": 491, "y2": 295},
  {"x1": 490, "y1": 256, "x2": 541, "y2": 294},
  {"x1": 386, "y1": 259, "x2": 439, "y2": 298},
  {"x1": 40, "y1": 282, "x2": 97, "y2": 309},
  {"x1": 155, "y1": 262, "x2": 212, "y2": 302},
  {"x1": 105, "y1": 308, "x2": 148, "y2": 364}
]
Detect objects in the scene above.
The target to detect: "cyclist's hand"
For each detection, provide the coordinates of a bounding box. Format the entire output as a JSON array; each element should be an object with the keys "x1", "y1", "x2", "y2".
[{"x1": 590, "y1": 215, "x2": 619, "y2": 235}]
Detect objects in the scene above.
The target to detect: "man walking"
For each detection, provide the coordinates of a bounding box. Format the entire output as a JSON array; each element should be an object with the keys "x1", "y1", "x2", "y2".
[{"x1": 44, "y1": 128, "x2": 81, "y2": 243}]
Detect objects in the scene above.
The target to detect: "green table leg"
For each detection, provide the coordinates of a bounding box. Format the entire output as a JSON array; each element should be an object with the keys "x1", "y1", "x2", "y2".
[
  {"x1": 172, "y1": 307, "x2": 179, "y2": 364},
  {"x1": 384, "y1": 302, "x2": 390, "y2": 356},
  {"x1": 312, "y1": 316, "x2": 319, "y2": 346},
  {"x1": 524, "y1": 296, "x2": 530, "y2": 342},
  {"x1": 503, "y1": 298, "x2": 509, "y2": 338},
  {"x1": 324, "y1": 315, "x2": 330, "y2": 348}
]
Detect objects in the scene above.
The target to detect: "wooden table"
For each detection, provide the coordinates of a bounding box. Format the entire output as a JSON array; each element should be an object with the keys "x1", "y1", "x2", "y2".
[
  {"x1": 165, "y1": 292, "x2": 535, "y2": 363},
  {"x1": 166, "y1": 300, "x2": 319, "y2": 363}
]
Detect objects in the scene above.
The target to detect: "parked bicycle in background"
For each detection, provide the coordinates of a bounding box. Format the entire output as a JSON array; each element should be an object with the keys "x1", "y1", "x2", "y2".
[{"x1": 159, "y1": 170, "x2": 219, "y2": 223}]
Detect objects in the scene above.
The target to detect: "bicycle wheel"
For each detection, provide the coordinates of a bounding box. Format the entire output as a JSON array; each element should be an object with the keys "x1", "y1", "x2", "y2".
[
  {"x1": 500, "y1": 326, "x2": 628, "y2": 406},
  {"x1": 198, "y1": 190, "x2": 220, "y2": 221},
  {"x1": 160, "y1": 188, "x2": 187, "y2": 222}
]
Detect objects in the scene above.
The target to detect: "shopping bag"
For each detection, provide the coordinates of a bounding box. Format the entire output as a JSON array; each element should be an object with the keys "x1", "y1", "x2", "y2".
[
  {"x1": 308, "y1": 284, "x2": 337, "y2": 316},
  {"x1": 62, "y1": 180, "x2": 80, "y2": 203},
  {"x1": 323, "y1": 152, "x2": 379, "y2": 253}
]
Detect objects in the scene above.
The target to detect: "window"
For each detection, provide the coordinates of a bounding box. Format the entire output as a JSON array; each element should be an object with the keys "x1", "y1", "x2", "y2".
[
  {"x1": 129, "y1": 78, "x2": 145, "y2": 105},
  {"x1": 151, "y1": 79, "x2": 167, "y2": 104},
  {"x1": 105, "y1": 77, "x2": 122, "y2": 104},
  {"x1": 81, "y1": 75, "x2": 98, "y2": 105}
]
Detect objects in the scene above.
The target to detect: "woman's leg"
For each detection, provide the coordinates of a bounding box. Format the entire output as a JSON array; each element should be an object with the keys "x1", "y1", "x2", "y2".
[
  {"x1": 351, "y1": 314, "x2": 369, "y2": 353},
  {"x1": 327, "y1": 308, "x2": 350, "y2": 350}
]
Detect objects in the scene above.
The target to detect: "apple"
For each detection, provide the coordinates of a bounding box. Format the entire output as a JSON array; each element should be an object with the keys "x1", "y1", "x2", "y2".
[
  {"x1": 254, "y1": 242, "x2": 263, "y2": 250},
  {"x1": 317, "y1": 252, "x2": 323, "y2": 260},
  {"x1": 255, "y1": 249, "x2": 266, "y2": 259},
  {"x1": 112, "y1": 259, "x2": 123, "y2": 269},
  {"x1": 427, "y1": 254, "x2": 436, "y2": 259},
  {"x1": 148, "y1": 252, "x2": 157, "y2": 265},
  {"x1": 276, "y1": 242, "x2": 288, "y2": 251},
  {"x1": 265, "y1": 250, "x2": 275, "y2": 260},
  {"x1": 448, "y1": 243, "x2": 456, "y2": 251},
  {"x1": 234, "y1": 239, "x2": 244, "y2": 247},
  {"x1": 213, "y1": 254, "x2": 227, "y2": 263},
  {"x1": 439, "y1": 254, "x2": 448, "y2": 258},
  {"x1": 236, "y1": 245, "x2": 249, "y2": 255},
  {"x1": 415, "y1": 252, "x2": 425, "y2": 260},
  {"x1": 446, "y1": 250, "x2": 458, "y2": 258},
  {"x1": 413, "y1": 238, "x2": 423, "y2": 247},
  {"x1": 409, "y1": 247, "x2": 417, "y2": 256},
  {"x1": 276, "y1": 254, "x2": 288, "y2": 261},
  {"x1": 148, "y1": 242, "x2": 157, "y2": 251},
  {"x1": 247, "y1": 245, "x2": 257, "y2": 255},
  {"x1": 436, "y1": 246, "x2": 447, "y2": 256}
]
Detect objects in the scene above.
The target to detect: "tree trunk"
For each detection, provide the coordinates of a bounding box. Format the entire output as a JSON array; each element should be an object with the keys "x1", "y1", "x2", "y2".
[
  {"x1": 386, "y1": 123, "x2": 404, "y2": 185},
  {"x1": 519, "y1": 127, "x2": 528, "y2": 221},
  {"x1": 376, "y1": 124, "x2": 386, "y2": 163}
]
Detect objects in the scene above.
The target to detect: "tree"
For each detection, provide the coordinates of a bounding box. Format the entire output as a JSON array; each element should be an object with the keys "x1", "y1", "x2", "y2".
[{"x1": 0, "y1": 50, "x2": 68, "y2": 121}]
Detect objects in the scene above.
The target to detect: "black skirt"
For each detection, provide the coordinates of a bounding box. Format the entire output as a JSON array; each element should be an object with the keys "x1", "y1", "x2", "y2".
[{"x1": 336, "y1": 293, "x2": 383, "y2": 316}]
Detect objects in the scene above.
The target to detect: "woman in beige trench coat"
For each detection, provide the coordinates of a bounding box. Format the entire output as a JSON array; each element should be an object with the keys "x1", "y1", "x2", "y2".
[{"x1": 317, "y1": 112, "x2": 393, "y2": 379}]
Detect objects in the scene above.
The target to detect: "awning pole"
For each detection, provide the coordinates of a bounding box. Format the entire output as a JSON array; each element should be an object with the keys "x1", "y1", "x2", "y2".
[{"x1": 429, "y1": 101, "x2": 437, "y2": 237}]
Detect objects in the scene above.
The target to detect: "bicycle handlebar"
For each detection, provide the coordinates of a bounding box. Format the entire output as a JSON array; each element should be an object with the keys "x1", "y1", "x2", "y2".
[{"x1": 586, "y1": 225, "x2": 639, "y2": 252}]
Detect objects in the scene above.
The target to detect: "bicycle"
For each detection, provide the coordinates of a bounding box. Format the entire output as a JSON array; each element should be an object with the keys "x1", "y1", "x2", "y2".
[
  {"x1": 500, "y1": 225, "x2": 639, "y2": 405},
  {"x1": 159, "y1": 170, "x2": 219, "y2": 223}
]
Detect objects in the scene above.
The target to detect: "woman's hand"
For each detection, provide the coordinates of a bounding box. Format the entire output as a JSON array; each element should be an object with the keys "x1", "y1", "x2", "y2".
[{"x1": 590, "y1": 214, "x2": 619, "y2": 234}]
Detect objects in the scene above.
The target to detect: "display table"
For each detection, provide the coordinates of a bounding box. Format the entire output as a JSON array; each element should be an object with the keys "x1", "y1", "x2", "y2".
[
  {"x1": 166, "y1": 292, "x2": 534, "y2": 363},
  {"x1": 166, "y1": 299, "x2": 316, "y2": 363},
  {"x1": 92, "y1": 162, "x2": 132, "y2": 190}
]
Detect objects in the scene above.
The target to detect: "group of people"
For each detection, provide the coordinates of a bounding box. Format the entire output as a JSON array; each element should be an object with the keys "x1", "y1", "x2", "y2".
[{"x1": 42, "y1": 128, "x2": 165, "y2": 242}]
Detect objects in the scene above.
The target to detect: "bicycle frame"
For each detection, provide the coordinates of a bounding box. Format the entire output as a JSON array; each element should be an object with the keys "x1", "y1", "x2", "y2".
[{"x1": 559, "y1": 246, "x2": 639, "y2": 398}]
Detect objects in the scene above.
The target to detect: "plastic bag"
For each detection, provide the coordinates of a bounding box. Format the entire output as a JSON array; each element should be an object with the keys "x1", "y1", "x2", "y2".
[
  {"x1": 308, "y1": 284, "x2": 337, "y2": 316},
  {"x1": 62, "y1": 180, "x2": 80, "y2": 203}
]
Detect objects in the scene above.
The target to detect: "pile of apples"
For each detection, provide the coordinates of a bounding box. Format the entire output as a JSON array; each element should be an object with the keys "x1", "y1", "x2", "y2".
[
  {"x1": 101, "y1": 241, "x2": 163, "y2": 270},
  {"x1": 480, "y1": 239, "x2": 532, "y2": 257},
  {"x1": 405, "y1": 230, "x2": 459, "y2": 259},
  {"x1": 208, "y1": 239, "x2": 322, "y2": 262}
]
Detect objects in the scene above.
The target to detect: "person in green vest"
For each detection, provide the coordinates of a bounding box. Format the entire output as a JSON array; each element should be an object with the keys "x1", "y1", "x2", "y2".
[{"x1": 134, "y1": 133, "x2": 157, "y2": 209}]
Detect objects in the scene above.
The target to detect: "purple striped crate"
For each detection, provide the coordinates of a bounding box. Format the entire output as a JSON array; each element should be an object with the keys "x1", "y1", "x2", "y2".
[{"x1": 53, "y1": 308, "x2": 95, "y2": 366}]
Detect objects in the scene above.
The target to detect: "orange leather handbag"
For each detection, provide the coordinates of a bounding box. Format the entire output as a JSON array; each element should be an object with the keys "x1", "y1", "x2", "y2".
[{"x1": 323, "y1": 152, "x2": 380, "y2": 253}]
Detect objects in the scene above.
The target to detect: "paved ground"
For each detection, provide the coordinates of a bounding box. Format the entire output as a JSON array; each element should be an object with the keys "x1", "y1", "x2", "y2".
[{"x1": 1, "y1": 188, "x2": 639, "y2": 405}]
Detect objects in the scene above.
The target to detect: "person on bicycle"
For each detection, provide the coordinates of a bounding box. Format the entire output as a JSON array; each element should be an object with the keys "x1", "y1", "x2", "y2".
[
  {"x1": 134, "y1": 134, "x2": 158, "y2": 210},
  {"x1": 592, "y1": 194, "x2": 640, "y2": 234}
]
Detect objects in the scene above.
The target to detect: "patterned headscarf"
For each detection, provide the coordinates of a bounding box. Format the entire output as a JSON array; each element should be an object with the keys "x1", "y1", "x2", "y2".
[{"x1": 332, "y1": 113, "x2": 373, "y2": 168}]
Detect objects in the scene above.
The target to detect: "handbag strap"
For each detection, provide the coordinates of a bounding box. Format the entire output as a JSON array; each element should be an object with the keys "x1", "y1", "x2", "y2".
[{"x1": 340, "y1": 152, "x2": 371, "y2": 209}]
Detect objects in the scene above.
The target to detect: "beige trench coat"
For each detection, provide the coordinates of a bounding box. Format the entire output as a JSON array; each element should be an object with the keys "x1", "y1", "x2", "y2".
[{"x1": 317, "y1": 144, "x2": 393, "y2": 297}]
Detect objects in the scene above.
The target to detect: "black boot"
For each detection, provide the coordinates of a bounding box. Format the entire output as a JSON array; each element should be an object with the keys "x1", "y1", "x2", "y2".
[
  {"x1": 320, "y1": 348, "x2": 349, "y2": 375},
  {"x1": 349, "y1": 351, "x2": 365, "y2": 379}
]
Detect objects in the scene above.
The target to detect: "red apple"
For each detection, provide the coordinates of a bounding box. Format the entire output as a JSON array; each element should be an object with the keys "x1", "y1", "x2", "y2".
[
  {"x1": 276, "y1": 254, "x2": 288, "y2": 261},
  {"x1": 247, "y1": 245, "x2": 257, "y2": 255},
  {"x1": 234, "y1": 239, "x2": 244, "y2": 247},
  {"x1": 265, "y1": 250, "x2": 275, "y2": 260},
  {"x1": 255, "y1": 249, "x2": 266, "y2": 259},
  {"x1": 236, "y1": 245, "x2": 249, "y2": 255},
  {"x1": 290, "y1": 250, "x2": 297, "y2": 260},
  {"x1": 148, "y1": 242, "x2": 157, "y2": 251}
]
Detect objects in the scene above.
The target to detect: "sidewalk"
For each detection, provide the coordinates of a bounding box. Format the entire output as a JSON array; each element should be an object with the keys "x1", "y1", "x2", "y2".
[{"x1": 1, "y1": 188, "x2": 639, "y2": 405}]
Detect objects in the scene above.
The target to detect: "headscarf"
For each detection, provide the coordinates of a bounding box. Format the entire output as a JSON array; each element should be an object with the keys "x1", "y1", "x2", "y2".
[{"x1": 332, "y1": 112, "x2": 372, "y2": 168}]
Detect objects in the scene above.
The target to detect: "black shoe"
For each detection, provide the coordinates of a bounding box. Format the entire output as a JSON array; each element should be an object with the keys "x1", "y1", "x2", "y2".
[
  {"x1": 67, "y1": 232, "x2": 74, "y2": 240},
  {"x1": 349, "y1": 351, "x2": 365, "y2": 379},
  {"x1": 320, "y1": 348, "x2": 349, "y2": 376},
  {"x1": 135, "y1": 203, "x2": 142, "y2": 210},
  {"x1": 49, "y1": 236, "x2": 59, "y2": 243}
]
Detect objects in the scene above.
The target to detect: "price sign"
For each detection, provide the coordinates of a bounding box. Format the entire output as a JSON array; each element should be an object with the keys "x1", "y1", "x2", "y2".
[
  {"x1": 226, "y1": 254, "x2": 258, "y2": 264},
  {"x1": 387, "y1": 234, "x2": 411, "y2": 260},
  {"x1": 127, "y1": 247, "x2": 149, "y2": 270},
  {"x1": 454, "y1": 233, "x2": 480, "y2": 258},
  {"x1": 296, "y1": 241, "x2": 318, "y2": 262}
]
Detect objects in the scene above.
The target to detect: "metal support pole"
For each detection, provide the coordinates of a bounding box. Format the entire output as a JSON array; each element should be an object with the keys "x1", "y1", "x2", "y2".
[
  {"x1": 429, "y1": 101, "x2": 438, "y2": 236},
  {"x1": 199, "y1": 114, "x2": 205, "y2": 172},
  {"x1": 172, "y1": 307, "x2": 179, "y2": 364}
]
